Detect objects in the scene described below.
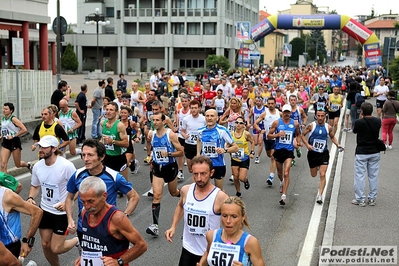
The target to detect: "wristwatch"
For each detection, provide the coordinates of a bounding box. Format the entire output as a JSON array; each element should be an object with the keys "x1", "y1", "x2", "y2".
[
  {"x1": 22, "y1": 236, "x2": 35, "y2": 248},
  {"x1": 168, "y1": 152, "x2": 172, "y2": 157},
  {"x1": 224, "y1": 148, "x2": 228, "y2": 153},
  {"x1": 117, "y1": 258, "x2": 124, "y2": 265}
]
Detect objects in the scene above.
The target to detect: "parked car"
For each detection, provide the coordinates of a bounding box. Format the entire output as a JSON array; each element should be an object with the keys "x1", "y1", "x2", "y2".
[{"x1": 338, "y1": 56, "x2": 345, "y2": 61}]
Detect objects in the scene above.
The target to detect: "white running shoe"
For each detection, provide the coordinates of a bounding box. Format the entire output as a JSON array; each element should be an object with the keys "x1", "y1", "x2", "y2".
[
  {"x1": 146, "y1": 224, "x2": 159, "y2": 237},
  {"x1": 177, "y1": 171, "x2": 184, "y2": 180},
  {"x1": 254, "y1": 157, "x2": 260, "y2": 164},
  {"x1": 229, "y1": 175, "x2": 234, "y2": 182}
]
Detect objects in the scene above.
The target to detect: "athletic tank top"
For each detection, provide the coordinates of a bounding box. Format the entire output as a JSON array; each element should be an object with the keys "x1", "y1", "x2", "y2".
[
  {"x1": 313, "y1": 93, "x2": 328, "y2": 111},
  {"x1": 263, "y1": 109, "x2": 280, "y2": 139},
  {"x1": 182, "y1": 184, "x2": 221, "y2": 256},
  {"x1": 177, "y1": 108, "x2": 191, "y2": 138},
  {"x1": 227, "y1": 110, "x2": 241, "y2": 132},
  {"x1": 328, "y1": 94, "x2": 342, "y2": 112},
  {"x1": 235, "y1": 87, "x2": 243, "y2": 99},
  {"x1": 290, "y1": 108, "x2": 302, "y2": 125},
  {"x1": 261, "y1": 91, "x2": 271, "y2": 106},
  {"x1": 299, "y1": 90, "x2": 309, "y2": 109},
  {"x1": 214, "y1": 98, "x2": 225, "y2": 114},
  {"x1": 38, "y1": 121, "x2": 59, "y2": 143},
  {"x1": 1, "y1": 115, "x2": 20, "y2": 138},
  {"x1": 102, "y1": 119, "x2": 123, "y2": 156},
  {"x1": 248, "y1": 90, "x2": 255, "y2": 101},
  {"x1": 275, "y1": 118, "x2": 295, "y2": 151},
  {"x1": 231, "y1": 131, "x2": 249, "y2": 162},
  {"x1": 241, "y1": 98, "x2": 250, "y2": 121},
  {"x1": 130, "y1": 90, "x2": 143, "y2": 113},
  {"x1": 308, "y1": 121, "x2": 329, "y2": 153},
  {"x1": 81, "y1": 206, "x2": 129, "y2": 260},
  {"x1": 0, "y1": 187, "x2": 22, "y2": 245},
  {"x1": 253, "y1": 106, "x2": 265, "y2": 129},
  {"x1": 59, "y1": 109, "x2": 78, "y2": 139},
  {"x1": 151, "y1": 128, "x2": 176, "y2": 165},
  {"x1": 204, "y1": 91, "x2": 216, "y2": 107},
  {"x1": 207, "y1": 229, "x2": 252, "y2": 266},
  {"x1": 275, "y1": 95, "x2": 284, "y2": 110},
  {"x1": 193, "y1": 85, "x2": 202, "y2": 100}
]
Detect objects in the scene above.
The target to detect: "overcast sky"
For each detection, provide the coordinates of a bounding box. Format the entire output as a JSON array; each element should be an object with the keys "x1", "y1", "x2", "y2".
[{"x1": 48, "y1": 0, "x2": 398, "y2": 25}]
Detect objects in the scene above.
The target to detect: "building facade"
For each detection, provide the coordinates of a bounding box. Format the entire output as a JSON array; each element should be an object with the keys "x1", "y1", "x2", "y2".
[
  {"x1": 65, "y1": 0, "x2": 259, "y2": 74},
  {"x1": 0, "y1": 0, "x2": 56, "y2": 72}
]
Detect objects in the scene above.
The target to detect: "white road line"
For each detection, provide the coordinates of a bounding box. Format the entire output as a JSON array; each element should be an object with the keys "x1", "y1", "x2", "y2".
[{"x1": 297, "y1": 100, "x2": 346, "y2": 265}]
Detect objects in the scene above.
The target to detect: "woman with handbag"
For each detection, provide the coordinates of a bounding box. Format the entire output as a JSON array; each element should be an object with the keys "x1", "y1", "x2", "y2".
[{"x1": 381, "y1": 90, "x2": 399, "y2": 149}]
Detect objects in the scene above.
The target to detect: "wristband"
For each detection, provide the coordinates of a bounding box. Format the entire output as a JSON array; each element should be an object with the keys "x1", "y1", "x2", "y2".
[
  {"x1": 250, "y1": 151, "x2": 255, "y2": 155},
  {"x1": 27, "y1": 197, "x2": 34, "y2": 201}
]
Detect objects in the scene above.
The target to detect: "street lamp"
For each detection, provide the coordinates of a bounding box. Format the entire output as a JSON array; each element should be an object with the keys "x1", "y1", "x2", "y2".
[{"x1": 85, "y1": 8, "x2": 110, "y2": 70}]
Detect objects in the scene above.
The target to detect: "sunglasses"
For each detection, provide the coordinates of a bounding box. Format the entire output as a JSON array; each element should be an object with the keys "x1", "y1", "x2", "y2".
[
  {"x1": 317, "y1": 107, "x2": 326, "y2": 111},
  {"x1": 236, "y1": 121, "x2": 245, "y2": 125}
]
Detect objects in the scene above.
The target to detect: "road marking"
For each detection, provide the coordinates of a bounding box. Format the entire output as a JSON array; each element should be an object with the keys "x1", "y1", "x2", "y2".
[{"x1": 297, "y1": 100, "x2": 346, "y2": 265}]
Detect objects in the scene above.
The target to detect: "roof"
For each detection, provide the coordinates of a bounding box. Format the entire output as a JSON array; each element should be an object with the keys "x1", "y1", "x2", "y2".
[{"x1": 366, "y1": 20, "x2": 398, "y2": 29}]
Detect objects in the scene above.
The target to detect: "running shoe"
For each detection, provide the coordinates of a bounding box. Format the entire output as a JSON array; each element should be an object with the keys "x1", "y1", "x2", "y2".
[
  {"x1": 296, "y1": 148, "x2": 302, "y2": 158},
  {"x1": 291, "y1": 159, "x2": 296, "y2": 167},
  {"x1": 27, "y1": 162, "x2": 34, "y2": 174},
  {"x1": 144, "y1": 156, "x2": 151, "y2": 164},
  {"x1": 316, "y1": 195, "x2": 323, "y2": 204},
  {"x1": 244, "y1": 180, "x2": 250, "y2": 190},
  {"x1": 236, "y1": 192, "x2": 242, "y2": 197},
  {"x1": 146, "y1": 224, "x2": 159, "y2": 237},
  {"x1": 351, "y1": 199, "x2": 366, "y2": 207},
  {"x1": 144, "y1": 188, "x2": 154, "y2": 197},
  {"x1": 266, "y1": 175, "x2": 274, "y2": 186},
  {"x1": 347, "y1": 128, "x2": 352, "y2": 132},
  {"x1": 184, "y1": 160, "x2": 187, "y2": 166},
  {"x1": 368, "y1": 198, "x2": 376, "y2": 206},
  {"x1": 229, "y1": 175, "x2": 234, "y2": 182},
  {"x1": 177, "y1": 171, "x2": 184, "y2": 180},
  {"x1": 133, "y1": 161, "x2": 140, "y2": 174},
  {"x1": 279, "y1": 194, "x2": 286, "y2": 205},
  {"x1": 129, "y1": 161, "x2": 135, "y2": 173},
  {"x1": 254, "y1": 157, "x2": 260, "y2": 164},
  {"x1": 388, "y1": 145, "x2": 392, "y2": 150}
]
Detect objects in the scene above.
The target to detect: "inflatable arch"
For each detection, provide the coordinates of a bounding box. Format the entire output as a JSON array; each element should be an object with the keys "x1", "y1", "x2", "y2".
[{"x1": 251, "y1": 14, "x2": 382, "y2": 68}]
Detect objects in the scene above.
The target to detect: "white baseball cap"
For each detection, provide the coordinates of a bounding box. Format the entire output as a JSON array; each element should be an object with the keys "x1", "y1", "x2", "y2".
[
  {"x1": 34, "y1": 135, "x2": 59, "y2": 148},
  {"x1": 282, "y1": 104, "x2": 292, "y2": 112}
]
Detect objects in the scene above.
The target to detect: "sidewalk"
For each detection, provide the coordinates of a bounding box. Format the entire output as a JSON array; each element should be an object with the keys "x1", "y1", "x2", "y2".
[{"x1": 322, "y1": 100, "x2": 399, "y2": 262}]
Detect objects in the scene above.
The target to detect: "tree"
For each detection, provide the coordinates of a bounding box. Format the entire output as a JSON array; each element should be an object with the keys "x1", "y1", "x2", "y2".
[
  {"x1": 66, "y1": 23, "x2": 75, "y2": 34},
  {"x1": 389, "y1": 56, "x2": 399, "y2": 90},
  {"x1": 367, "y1": 7, "x2": 376, "y2": 20},
  {"x1": 357, "y1": 43, "x2": 363, "y2": 56},
  {"x1": 205, "y1": 54, "x2": 230, "y2": 72},
  {"x1": 289, "y1": 37, "x2": 305, "y2": 61},
  {"x1": 307, "y1": 30, "x2": 326, "y2": 62},
  {"x1": 61, "y1": 43, "x2": 78, "y2": 71}
]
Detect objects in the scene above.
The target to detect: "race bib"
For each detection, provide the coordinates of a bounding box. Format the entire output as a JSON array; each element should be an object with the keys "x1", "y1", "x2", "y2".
[
  {"x1": 317, "y1": 102, "x2": 325, "y2": 109},
  {"x1": 216, "y1": 106, "x2": 223, "y2": 113},
  {"x1": 103, "y1": 135, "x2": 115, "y2": 151},
  {"x1": 81, "y1": 251, "x2": 103, "y2": 266},
  {"x1": 232, "y1": 148, "x2": 244, "y2": 159},
  {"x1": 42, "y1": 183, "x2": 60, "y2": 205},
  {"x1": 186, "y1": 131, "x2": 199, "y2": 145},
  {"x1": 186, "y1": 211, "x2": 209, "y2": 236},
  {"x1": 153, "y1": 147, "x2": 169, "y2": 163},
  {"x1": 227, "y1": 122, "x2": 236, "y2": 132},
  {"x1": 330, "y1": 104, "x2": 339, "y2": 111},
  {"x1": 132, "y1": 101, "x2": 138, "y2": 107},
  {"x1": 147, "y1": 111, "x2": 153, "y2": 120},
  {"x1": 209, "y1": 242, "x2": 240, "y2": 266},
  {"x1": 1, "y1": 129, "x2": 9, "y2": 137},
  {"x1": 206, "y1": 99, "x2": 212, "y2": 106},
  {"x1": 203, "y1": 142, "x2": 218, "y2": 158},
  {"x1": 279, "y1": 131, "x2": 293, "y2": 145},
  {"x1": 313, "y1": 139, "x2": 326, "y2": 153}
]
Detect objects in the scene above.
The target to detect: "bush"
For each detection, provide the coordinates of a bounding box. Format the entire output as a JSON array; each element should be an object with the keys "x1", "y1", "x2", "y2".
[
  {"x1": 193, "y1": 68, "x2": 206, "y2": 75},
  {"x1": 61, "y1": 43, "x2": 78, "y2": 71}
]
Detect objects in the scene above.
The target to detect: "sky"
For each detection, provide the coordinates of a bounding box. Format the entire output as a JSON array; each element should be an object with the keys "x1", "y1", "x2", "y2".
[{"x1": 48, "y1": 0, "x2": 399, "y2": 24}]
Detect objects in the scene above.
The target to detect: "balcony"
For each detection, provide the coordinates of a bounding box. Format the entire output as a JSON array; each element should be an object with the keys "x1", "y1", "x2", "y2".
[{"x1": 123, "y1": 8, "x2": 217, "y2": 18}]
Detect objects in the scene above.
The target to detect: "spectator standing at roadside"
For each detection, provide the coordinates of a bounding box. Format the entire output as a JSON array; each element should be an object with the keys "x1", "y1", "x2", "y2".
[
  {"x1": 352, "y1": 102, "x2": 381, "y2": 207},
  {"x1": 50, "y1": 80, "x2": 71, "y2": 114},
  {"x1": 117, "y1": 73, "x2": 127, "y2": 93},
  {"x1": 74, "y1": 84, "x2": 88, "y2": 145},
  {"x1": 104, "y1": 77, "x2": 115, "y2": 101},
  {"x1": 381, "y1": 90, "x2": 399, "y2": 149},
  {"x1": 90, "y1": 79, "x2": 105, "y2": 140}
]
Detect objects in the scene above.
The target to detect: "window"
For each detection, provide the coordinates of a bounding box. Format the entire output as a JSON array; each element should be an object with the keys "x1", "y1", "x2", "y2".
[
  {"x1": 188, "y1": 0, "x2": 201, "y2": 8},
  {"x1": 106, "y1": 7, "x2": 114, "y2": 17},
  {"x1": 260, "y1": 38, "x2": 265, "y2": 47},
  {"x1": 172, "y1": 23, "x2": 184, "y2": 35},
  {"x1": 204, "y1": 23, "x2": 216, "y2": 35},
  {"x1": 204, "y1": 0, "x2": 215, "y2": 8},
  {"x1": 187, "y1": 23, "x2": 200, "y2": 35},
  {"x1": 139, "y1": 23, "x2": 152, "y2": 34},
  {"x1": 172, "y1": 0, "x2": 185, "y2": 8},
  {"x1": 155, "y1": 23, "x2": 167, "y2": 34}
]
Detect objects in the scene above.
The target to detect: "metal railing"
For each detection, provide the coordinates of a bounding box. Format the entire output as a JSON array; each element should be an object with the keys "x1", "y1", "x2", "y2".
[
  {"x1": 0, "y1": 70, "x2": 53, "y2": 122},
  {"x1": 123, "y1": 8, "x2": 217, "y2": 17}
]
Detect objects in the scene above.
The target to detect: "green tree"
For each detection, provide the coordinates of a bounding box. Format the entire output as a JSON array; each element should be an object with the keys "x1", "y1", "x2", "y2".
[
  {"x1": 367, "y1": 7, "x2": 376, "y2": 20},
  {"x1": 61, "y1": 43, "x2": 78, "y2": 71},
  {"x1": 66, "y1": 23, "x2": 75, "y2": 34},
  {"x1": 205, "y1": 54, "x2": 230, "y2": 72},
  {"x1": 307, "y1": 30, "x2": 326, "y2": 62},
  {"x1": 289, "y1": 37, "x2": 305, "y2": 61},
  {"x1": 357, "y1": 43, "x2": 363, "y2": 56},
  {"x1": 389, "y1": 57, "x2": 399, "y2": 90}
]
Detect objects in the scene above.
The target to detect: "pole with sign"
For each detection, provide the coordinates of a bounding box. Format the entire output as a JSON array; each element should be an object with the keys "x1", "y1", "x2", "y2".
[{"x1": 12, "y1": 38, "x2": 24, "y2": 119}]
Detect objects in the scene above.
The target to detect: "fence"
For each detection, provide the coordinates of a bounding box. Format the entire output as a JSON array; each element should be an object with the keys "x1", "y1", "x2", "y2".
[{"x1": 0, "y1": 69, "x2": 53, "y2": 122}]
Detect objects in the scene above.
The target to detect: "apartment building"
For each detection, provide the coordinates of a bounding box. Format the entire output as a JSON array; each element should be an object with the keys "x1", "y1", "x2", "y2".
[{"x1": 65, "y1": 0, "x2": 260, "y2": 73}]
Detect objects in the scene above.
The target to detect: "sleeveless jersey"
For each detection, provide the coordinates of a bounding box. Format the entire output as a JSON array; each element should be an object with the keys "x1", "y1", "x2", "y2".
[
  {"x1": 131, "y1": 90, "x2": 144, "y2": 113},
  {"x1": 261, "y1": 91, "x2": 271, "y2": 106},
  {"x1": 286, "y1": 90, "x2": 298, "y2": 101},
  {"x1": 308, "y1": 122, "x2": 329, "y2": 153},
  {"x1": 207, "y1": 229, "x2": 252, "y2": 266},
  {"x1": 235, "y1": 87, "x2": 243, "y2": 99},
  {"x1": 59, "y1": 109, "x2": 78, "y2": 139},
  {"x1": 263, "y1": 109, "x2": 280, "y2": 139},
  {"x1": 151, "y1": 129, "x2": 176, "y2": 165},
  {"x1": 193, "y1": 85, "x2": 202, "y2": 101},
  {"x1": 81, "y1": 206, "x2": 129, "y2": 261},
  {"x1": 299, "y1": 90, "x2": 309, "y2": 109},
  {"x1": 275, "y1": 95, "x2": 284, "y2": 110},
  {"x1": 275, "y1": 118, "x2": 295, "y2": 151},
  {"x1": 204, "y1": 91, "x2": 216, "y2": 107},
  {"x1": 248, "y1": 90, "x2": 255, "y2": 101},
  {"x1": 241, "y1": 98, "x2": 250, "y2": 121},
  {"x1": 253, "y1": 105, "x2": 266, "y2": 130},
  {"x1": 183, "y1": 184, "x2": 221, "y2": 256},
  {"x1": 227, "y1": 110, "x2": 241, "y2": 132},
  {"x1": 177, "y1": 108, "x2": 191, "y2": 138},
  {"x1": 198, "y1": 124, "x2": 234, "y2": 167},
  {"x1": 1, "y1": 115, "x2": 20, "y2": 138},
  {"x1": 102, "y1": 119, "x2": 123, "y2": 156},
  {"x1": 231, "y1": 131, "x2": 249, "y2": 162},
  {"x1": 38, "y1": 121, "x2": 60, "y2": 144},
  {"x1": 0, "y1": 187, "x2": 22, "y2": 245},
  {"x1": 313, "y1": 93, "x2": 328, "y2": 111},
  {"x1": 214, "y1": 98, "x2": 225, "y2": 115},
  {"x1": 290, "y1": 108, "x2": 302, "y2": 125},
  {"x1": 328, "y1": 94, "x2": 342, "y2": 112}
]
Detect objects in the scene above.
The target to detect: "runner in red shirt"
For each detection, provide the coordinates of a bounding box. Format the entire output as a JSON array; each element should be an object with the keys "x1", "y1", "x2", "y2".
[{"x1": 202, "y1": 83, "x2": 217, "y2": 111}]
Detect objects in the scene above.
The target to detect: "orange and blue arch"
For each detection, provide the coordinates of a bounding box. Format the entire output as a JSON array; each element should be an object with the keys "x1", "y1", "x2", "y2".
[{"x1": 251, "y1": 14, "x2": 382, "y2": 68}]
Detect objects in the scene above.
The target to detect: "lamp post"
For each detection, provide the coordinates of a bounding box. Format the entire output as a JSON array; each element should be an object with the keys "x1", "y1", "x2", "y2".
[{"x1": 85, "y1": 8, "x2": 110, "y2": 70}]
